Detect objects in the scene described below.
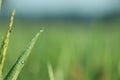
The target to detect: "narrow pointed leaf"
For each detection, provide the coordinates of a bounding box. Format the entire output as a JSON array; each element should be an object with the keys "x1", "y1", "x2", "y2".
[
  {"x1": 4, "y1": 30, "x2": 42, "y2": 80},
  {"x1": 47, "y1": 62, "x2": 55, "y2": 80}
]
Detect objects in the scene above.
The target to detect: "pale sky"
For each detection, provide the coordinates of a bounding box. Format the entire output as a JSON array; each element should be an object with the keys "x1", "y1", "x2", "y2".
[{"x1": 7, "y1": 0, "x2": 120, "y2": 17}]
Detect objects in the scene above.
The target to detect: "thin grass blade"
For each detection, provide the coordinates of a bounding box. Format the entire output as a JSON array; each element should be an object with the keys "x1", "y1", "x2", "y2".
[
  {"x1": 47, "y1": 62, "x2": 55, "y2": 80},
  {"x1": 4, "y1": 30, "x2": 43, "y2": 80}
]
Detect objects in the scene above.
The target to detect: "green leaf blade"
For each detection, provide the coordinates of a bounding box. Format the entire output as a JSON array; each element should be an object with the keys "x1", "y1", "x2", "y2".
[{"x1": 4, "y1": 31, "x2": 42, "y2": 80}]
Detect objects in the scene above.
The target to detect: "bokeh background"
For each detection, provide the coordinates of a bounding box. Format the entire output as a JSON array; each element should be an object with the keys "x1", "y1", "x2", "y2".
[{"x1": 0, "y1": 0, "x2": 120, "y2": 80}]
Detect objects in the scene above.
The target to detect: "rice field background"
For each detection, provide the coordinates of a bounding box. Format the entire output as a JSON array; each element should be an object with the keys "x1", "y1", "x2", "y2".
[{"x1": 0, "y1": 20, "x2": 120, "y2": 80}]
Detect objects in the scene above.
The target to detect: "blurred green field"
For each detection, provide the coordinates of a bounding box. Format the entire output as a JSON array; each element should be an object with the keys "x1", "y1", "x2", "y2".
[{"x1": 0, "y1": 21, "x2": 120, "y2": 80}]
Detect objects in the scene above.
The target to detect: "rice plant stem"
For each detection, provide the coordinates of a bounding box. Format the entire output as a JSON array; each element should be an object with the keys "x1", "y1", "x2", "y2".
[{"x1": 0, "y1": 10, "x2": 15, "y2": 77}]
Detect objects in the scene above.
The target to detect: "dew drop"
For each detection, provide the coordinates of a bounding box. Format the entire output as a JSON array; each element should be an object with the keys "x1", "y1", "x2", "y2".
[{"x1": 21, "y1": 60, "x2": 25, "y2": 64}]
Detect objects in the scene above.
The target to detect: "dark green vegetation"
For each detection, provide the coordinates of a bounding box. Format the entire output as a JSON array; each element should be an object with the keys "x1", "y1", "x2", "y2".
[{"x1": 0, "y1": 21, "x2": 120, "y2": 80}]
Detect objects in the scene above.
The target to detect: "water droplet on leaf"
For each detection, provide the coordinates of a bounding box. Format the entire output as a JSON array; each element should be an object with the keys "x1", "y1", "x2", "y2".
[{"x1": 21, "y1": 60, "x2": 25, "y2": 64}]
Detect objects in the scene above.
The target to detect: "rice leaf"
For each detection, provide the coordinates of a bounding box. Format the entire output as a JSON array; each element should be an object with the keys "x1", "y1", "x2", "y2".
[
  {"x1": 4, "y1": 30, "x2": 43, "y2": 80},
  {"x1": 47, "y1": 62, "x2": 55, "y2": 80}
]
